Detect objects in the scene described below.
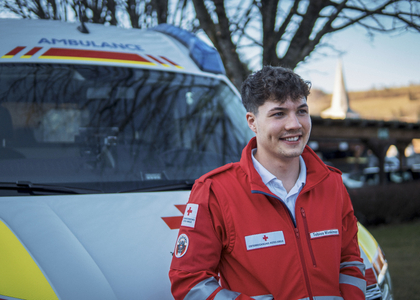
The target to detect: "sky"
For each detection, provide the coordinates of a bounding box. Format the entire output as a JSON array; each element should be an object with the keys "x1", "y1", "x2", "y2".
[{"x1": 294, "y1": 26, "x2": 420, "y2": 94}]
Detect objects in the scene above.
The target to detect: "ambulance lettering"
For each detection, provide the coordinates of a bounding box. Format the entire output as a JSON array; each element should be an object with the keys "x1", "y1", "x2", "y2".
[{"x1": 38, "y1": 38, "x2": 144, "y2": 51}]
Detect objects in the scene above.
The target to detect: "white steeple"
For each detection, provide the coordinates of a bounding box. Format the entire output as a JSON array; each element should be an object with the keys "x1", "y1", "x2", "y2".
[{"x1": 321, "y1": 60, "x2": 359, "y2": 119}]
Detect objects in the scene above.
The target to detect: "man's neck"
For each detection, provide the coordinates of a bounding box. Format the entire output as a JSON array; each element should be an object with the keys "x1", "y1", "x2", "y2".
[{"x1": 254, "y1": 150, "x2": 301, "y2": 193}]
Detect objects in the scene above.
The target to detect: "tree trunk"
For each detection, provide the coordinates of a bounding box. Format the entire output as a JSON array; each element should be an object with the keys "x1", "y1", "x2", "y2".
[
  {"x1": 260, "y1": 0, "x2": 280, "y2": 66},
  {"x1": 279, "y1": 1, "x2": 329, "y2": 68},
  {"x1": 192, "y1": 0, "x2": 249, "y2": 90},
  {"x1": 153, "y1": 0, "x2": 168, "y2": 24},
  {"x1": 107, "y1": 0, "x2": 117, "y2": 26},
  {"x1": 126, "y1": 0, "x2": 140, "y2": 28}
]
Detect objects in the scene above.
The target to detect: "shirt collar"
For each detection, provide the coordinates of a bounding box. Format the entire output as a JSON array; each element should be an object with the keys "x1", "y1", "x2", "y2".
[
  {"x1": 251, "y1": 148, "x2": 307, "y2": 187},
  {"x1": 296, "y1": 155, "x2": 307, "y2": 188}
]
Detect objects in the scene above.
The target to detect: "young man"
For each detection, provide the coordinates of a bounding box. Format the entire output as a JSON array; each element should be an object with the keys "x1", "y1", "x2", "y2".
[{"x1": 169, "y1": 66, "x2": 366, "y2": 300}]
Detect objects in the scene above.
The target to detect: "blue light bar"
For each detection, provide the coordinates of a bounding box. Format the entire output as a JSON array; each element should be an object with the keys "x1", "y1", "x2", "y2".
[{"x1": 151, "y1": 24, "x2": 226, "y2": 75}]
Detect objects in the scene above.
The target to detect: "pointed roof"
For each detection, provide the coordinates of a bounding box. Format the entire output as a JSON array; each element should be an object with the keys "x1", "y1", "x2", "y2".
[{"x1": 321, "y1": 60, "x2": 359, "y2": 119}]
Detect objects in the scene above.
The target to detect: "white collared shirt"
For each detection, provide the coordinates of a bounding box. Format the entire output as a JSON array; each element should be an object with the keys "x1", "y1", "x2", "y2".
[{"x1": 251, "y1": 148, "x2": 306, "y2": 221}]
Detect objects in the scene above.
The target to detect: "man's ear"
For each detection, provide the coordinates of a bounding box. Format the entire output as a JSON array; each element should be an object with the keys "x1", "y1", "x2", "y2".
[{"x1": 246, "y1": 112, "x2": 257, "y2": 134}]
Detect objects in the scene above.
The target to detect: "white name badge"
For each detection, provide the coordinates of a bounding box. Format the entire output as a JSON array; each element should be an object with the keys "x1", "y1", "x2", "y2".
[
  {"x1": 310, "y1": 229, "x2": 339, "y2": 239},
  {"x1": 181, "y1": 203, "x2": 198, "y2": 228},
  {"x1": 245, "y1": 231, "x2": 285, "y2": 250}
]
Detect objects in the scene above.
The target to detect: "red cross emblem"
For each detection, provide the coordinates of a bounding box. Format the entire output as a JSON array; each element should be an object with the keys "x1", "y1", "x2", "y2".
[
  {"x1": 161, "y1": 204, "x2": 198, "y2": 230},
  {"x1": 263, "y1": 235, "x2": 268, "y2": 241}
]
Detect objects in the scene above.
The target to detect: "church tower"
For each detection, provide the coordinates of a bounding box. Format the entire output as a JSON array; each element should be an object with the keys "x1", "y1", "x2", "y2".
[{"x1": 321, "y1": 60, "x2": 359, "y2": 119}]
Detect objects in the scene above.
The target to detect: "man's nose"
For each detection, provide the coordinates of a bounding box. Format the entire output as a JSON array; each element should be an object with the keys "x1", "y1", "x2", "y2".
[{"x1": 285, "y1": 113, "x2": 302, "y2": 130}]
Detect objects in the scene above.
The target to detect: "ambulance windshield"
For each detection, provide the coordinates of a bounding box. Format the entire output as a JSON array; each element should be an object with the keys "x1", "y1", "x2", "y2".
[{"x1": 0, "y1": 64, "x2": 253, "y2": 194}]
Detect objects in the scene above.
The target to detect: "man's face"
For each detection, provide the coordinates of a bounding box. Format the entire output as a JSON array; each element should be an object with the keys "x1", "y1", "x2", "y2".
[{"x1": 246, "y1": 97, "x2": 312, "y2": 163}]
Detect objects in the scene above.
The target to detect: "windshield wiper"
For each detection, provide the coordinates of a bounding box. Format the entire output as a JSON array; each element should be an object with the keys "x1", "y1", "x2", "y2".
[
  {"x1": 121, "y1": 181, "x2": 194, "y2": 193},
  {"x1": 0, "y1": 181, "x2": 104, "y2": 195}
]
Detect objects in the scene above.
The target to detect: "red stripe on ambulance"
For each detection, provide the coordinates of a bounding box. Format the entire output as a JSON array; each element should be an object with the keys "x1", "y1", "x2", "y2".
[
  {"x1": 147, "y1": 54, "x2": 170, "y2": 67},
  {"x1": 2, "y1": 46, "x2": 26, "y2": 58},
  {"x1": 22, "y1": 47, "x2": 43, "y2": 58},
  {"x1": 40, "y1": 48, "x2": 155, "y2": 65},
  {"x1": 162, "y1": 204, "x2": 187, "y2": 229},
  {"x1": 159, "y1": 56, "x2": 183, "y2": 68}
]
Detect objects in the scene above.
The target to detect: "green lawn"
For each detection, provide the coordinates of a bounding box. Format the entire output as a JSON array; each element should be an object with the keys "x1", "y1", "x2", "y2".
[{"x1": 367, "y1": 220, "x2": 420, "y2": 300}]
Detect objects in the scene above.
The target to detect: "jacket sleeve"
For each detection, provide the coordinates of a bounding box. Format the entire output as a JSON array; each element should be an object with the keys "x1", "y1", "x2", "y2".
[
  {"x1": 339, "y1": 187, "x2": 366, "y2": 300},
  {"x1": 169, "y1": 179, "x2": 253, "y2": 300}
]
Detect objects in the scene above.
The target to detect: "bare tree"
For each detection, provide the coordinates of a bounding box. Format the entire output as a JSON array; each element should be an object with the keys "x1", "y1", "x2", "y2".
[
  {"x1": 192, "y1": 0, "x2": 420, "y2": 89},
  {"x1": 2, "y1": 0, "x2": 176, "y2": 27},
  {"x1": 73, "y1": 0, "x2": 117, "y2": 25},
  {"x1": 3, "y1": 0, "x2": 65, "y2": 19},
  {"x1": 3, "y1": 0, "x2": 420, "y2": 89},
  {"x1": 124, "y1": 0, "x2": 167, "y2": 28}
]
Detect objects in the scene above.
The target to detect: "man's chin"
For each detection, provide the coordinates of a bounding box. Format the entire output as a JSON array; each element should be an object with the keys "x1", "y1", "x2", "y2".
[
  {"x1": 282, "y1": 152, "x2": 303, "y2": 159},
  {"x1": 278, "y1": 146, "x2": 305, "y2": 159}
]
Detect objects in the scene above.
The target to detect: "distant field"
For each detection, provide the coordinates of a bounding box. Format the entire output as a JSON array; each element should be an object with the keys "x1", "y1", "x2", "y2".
[
  {"x1": 367, "y1": 220, "x2": 420, "y2": 300},
  {"x1": 308, "y1": 84, "x2": 420, "y2": 123}
]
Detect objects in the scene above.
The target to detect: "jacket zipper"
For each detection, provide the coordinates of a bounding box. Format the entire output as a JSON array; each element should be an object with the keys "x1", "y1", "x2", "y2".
[
  {"x1": 300, "y1": 207, "x2": 317, "y2": 267},
  {"x1": 253, "y1": 190, "x2": 315, "y2": 299},
  {"x1": 294, "y1": 227, "x2": 314, "y2": 300}
]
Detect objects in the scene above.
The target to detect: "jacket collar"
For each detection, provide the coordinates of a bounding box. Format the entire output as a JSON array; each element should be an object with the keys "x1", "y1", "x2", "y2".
[{"x1": 239, "y1": 137, "x2": 330, "y2": 194}]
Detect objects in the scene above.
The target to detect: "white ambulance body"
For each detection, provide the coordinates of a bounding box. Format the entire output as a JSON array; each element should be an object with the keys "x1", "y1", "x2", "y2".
[
  {"x1": 0, "y1": 18, "x2": 252, "y2": 299},
  {"x1": 0, "y1": 18, "x2": 392, "y2": 300}
]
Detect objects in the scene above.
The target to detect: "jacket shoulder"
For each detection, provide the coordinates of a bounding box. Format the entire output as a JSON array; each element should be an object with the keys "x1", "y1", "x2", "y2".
[
  {"x1": 196, "y1": 163, "x2": 236, "y2": 183},
  {"x1": 327, "y1": 165, "x2": 342, "y2": 175}
]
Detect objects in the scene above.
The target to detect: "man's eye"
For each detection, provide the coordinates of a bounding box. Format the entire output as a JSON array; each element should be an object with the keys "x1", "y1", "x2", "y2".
[
  {"x1": 298, "y1": 109, "x2": 308, "y2": 115},
  {"x1": 274, "y1": 112, "x2": 285, "y2": 117}
]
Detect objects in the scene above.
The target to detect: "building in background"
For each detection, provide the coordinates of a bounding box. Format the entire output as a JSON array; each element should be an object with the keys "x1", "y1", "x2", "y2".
[{"x1": 321, "y1": 60, "x2": 360, "y2": 119}]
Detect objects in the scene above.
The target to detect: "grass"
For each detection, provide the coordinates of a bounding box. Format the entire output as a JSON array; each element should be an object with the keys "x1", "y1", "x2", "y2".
[{"x1": 367, "y1": 220, "x2": 420, "y2": 300}]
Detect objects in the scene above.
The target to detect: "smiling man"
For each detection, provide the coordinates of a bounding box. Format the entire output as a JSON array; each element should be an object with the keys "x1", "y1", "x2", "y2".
[{"x1": 170, "y1": 66, "x2": 366, "y2": 300}]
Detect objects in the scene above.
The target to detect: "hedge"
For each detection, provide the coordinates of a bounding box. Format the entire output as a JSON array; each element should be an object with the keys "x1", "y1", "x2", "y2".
[{"x1": 348, "y1": 181, "x2": 420, "y2": 226}]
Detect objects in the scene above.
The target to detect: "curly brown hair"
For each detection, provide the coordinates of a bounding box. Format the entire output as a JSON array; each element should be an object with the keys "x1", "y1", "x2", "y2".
[{"x1": 241, "y1": 66, "x2": 311, "y2": 114}]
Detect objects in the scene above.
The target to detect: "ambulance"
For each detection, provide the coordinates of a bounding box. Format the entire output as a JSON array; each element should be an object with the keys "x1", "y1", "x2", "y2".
[{"x1": 0, "y1": 18, "x2": 392, "y2": 299}]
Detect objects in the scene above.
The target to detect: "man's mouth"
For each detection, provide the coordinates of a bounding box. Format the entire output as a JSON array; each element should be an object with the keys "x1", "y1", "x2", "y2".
[{"x1": 281, "y1": 135, "x2": 301, "y2": 142}]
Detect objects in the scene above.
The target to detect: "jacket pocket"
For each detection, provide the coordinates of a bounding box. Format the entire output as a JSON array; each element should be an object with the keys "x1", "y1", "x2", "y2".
[{"x1": 300, "y1": 207, "x2": 341, "y2": 269}]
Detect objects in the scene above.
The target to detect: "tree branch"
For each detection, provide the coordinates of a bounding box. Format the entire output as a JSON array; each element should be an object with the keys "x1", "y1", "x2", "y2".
[{"x1": 280, "y1": 0, "x2": 331, "y2": 68}]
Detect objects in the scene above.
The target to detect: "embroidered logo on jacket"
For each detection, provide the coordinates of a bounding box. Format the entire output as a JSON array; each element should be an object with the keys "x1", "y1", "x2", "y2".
[
  {"x1": 181, "y1": 203, "x2": 198, "y2": 228},
  {"x1": 175, "y1": 234, "x2": 189, "y2": 258},
  {"x1": 245, "y1": 231, "x2": 286, "y2": 250},
  {"x1": 310, "y1": 229, "x2": 339, "y2": 239}
]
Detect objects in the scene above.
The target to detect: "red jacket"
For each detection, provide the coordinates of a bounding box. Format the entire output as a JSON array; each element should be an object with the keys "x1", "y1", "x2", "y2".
[{"x1": 170, "y1": 137, "x2": 366, "y2": 300}]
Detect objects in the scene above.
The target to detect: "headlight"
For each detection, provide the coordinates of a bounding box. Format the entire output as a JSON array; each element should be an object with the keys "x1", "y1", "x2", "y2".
[
  {"x1": 378, "y1": 267, "x2": 393, "y2": 300},
  {"x1": 374, "y1": 247, "x2": 394, "y2": 300}
]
